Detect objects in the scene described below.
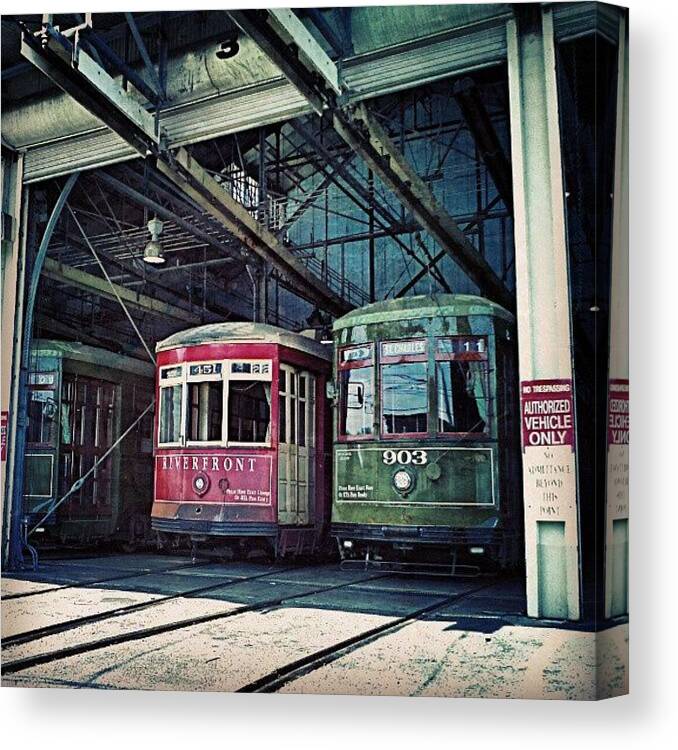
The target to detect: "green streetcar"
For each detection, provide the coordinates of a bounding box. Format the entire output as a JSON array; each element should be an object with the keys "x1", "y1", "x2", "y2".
[
  {"x1": 329, "y1": 294, "x2": 522, "y2": 573},
  {"x1": 23, "y1": 340, "x2": 155, "y2": 547}
]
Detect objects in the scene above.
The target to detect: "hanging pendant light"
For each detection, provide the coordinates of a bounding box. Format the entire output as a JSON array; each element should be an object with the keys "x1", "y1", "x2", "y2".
[{"x1": 143, "y1": 216, "x2": 165, "y2": 264}]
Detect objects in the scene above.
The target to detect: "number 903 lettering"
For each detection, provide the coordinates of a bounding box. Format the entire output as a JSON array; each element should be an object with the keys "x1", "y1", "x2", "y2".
[{"x1": 382, "y1": 449, "x2": 428, "y2": 465}]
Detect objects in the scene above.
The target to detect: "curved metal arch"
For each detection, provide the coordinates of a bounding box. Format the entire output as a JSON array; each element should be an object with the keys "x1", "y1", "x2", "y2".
[{"x1": 6, "y1": 171, "x2": 80, "y2": 570}]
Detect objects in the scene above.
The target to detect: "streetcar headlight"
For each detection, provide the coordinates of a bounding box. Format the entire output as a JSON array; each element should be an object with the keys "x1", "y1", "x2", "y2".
[
  {"x1": 343, "y1": 540, "x2": 354, "y2": 549},
  {"x1": 470, "y1": 546, "x2": 485, "y2": 555},
  {"x1": 393, "y1": 469, "x2": 413, "y2": 493}
]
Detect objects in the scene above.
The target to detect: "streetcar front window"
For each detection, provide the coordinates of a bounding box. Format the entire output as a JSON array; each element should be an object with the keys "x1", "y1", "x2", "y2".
[
  {"x1": 27, "y1": 391, "x2": 58, "y2": 446},
  {"x1": 187, "y1": 381, "x2": 223, "y2": 442},
  {"x1": 381, "y1": 362, "x2": 428, "y2": 435},
  {"x1": 339, "y1": 367, "x2": 374, "y2": 437},
  {"x1": 436, "y1": 360, "x2": 488, "y2": 434},
  {"x1": 159, "y1": 385, "x2": 182, "y2": 444},
  {"x1": 227, "y1": 380, "x2": 271, "y2": 443}
]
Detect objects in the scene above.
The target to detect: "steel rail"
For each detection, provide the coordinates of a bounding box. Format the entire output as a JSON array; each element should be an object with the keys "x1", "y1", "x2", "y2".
[
  {"x1": 237, "y1": 580, "x2": 497, "y2": 693},
  {"x1": 1, "y1": 558, "x2": 212, "y2": 602},
  {"x1": 2, "y1": 563, "x2": 300, "y2": 649},
  {"x1": 1, "y1": 571, "x2": 391, "y2": 675}
]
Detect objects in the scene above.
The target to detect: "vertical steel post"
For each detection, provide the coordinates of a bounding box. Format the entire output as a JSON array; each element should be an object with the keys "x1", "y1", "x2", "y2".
[
  {"x1": 1, "y1": 150, "x2": 25, "y2": 567},
  {"x1": 507, "y1": 7, "x2": 581, "y2": 619},
  {"x1": 257, "y1": 127, "x2": 269, "y2": 324},
  {"x1": 5, "y1": 172, "x2": 79, "y2": 570},
  {"x1": 604, "y1": 14, "x2": 629, "y2": 618},
  {"x1": 368, "y1": 169, "x2": 376, "y2": 302}
]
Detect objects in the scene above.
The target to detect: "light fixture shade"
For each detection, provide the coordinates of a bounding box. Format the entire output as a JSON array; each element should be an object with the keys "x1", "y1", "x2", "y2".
[
  {"x1": 143, "y1": 216, "x2": 165, "y2": 263},
  {"x1": 147, "y1": 216, "x2": 164, "y2": 237},
  {"x1": 143, "y1": 239, "x2": 165, "y2": 264}
]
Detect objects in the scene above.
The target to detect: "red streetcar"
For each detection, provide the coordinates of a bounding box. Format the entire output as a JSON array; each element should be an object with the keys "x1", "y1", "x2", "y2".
[{"x1": 151, "y1": 322, "x2": 332, "y2": 558}]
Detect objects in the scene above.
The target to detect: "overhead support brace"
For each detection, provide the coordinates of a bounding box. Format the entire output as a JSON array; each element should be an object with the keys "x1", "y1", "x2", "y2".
[
  {"x1": 95, "y1": 172, "x2": 245, "y2": 263},
  {"x1": 230, "y1": 8, "x2": 511, "y2": 308},
  {"x1": 453, "y1": 77, "x2": 514, "y2": 211},
  {"x1": 290, "y1": 118, "x2": 451, "y2": 294},
  {"x1": 124, "y1": 12, "x2": 165, "y2": 101},
  {"x1": 42, "y1": 257, "x2": 207, "y2": 325},
  {"x1": 156, "y1": 148, "x2": 351, "y2": 317},
  {"x1": 20, "y1": 22, "x2": 162, "y2": 157},
  {"x1": 333, "y1": 105, "x2": 513, "y2": 310},
  {"x1": 228, "y1": 8, "x2": 342, "y2": 115},
  {"x1": 395, "y1": 195, "x2": 504, "y2": 298},
  {"x1": 82, "y1": 29, "x2": 160, "y2": 105},
  {"x1": 18, "y1": 22, "x2": 352, "y2": 317}
]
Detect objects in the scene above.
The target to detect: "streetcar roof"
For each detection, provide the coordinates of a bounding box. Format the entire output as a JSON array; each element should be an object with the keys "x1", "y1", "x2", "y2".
[
  {"x1": 156, "y1": 322, "x2": 331, "y2": 360},
  {"x1": 31, "y1": 339, "x2": 155, "y2": 378},
  {"x1": 332, "y1": 294, "x2": 514, "y2": 331}
]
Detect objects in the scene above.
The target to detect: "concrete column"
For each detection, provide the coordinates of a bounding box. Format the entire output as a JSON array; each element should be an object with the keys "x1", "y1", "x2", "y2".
[
  {"x1": 507, "y1": 7, "x2": 581, "y2": 620},
  {"x1": 1, "y1": 151, "x2": 26, "y2": 566},
  {"x1": 605, "y1": 15, "x2": 629, "y2": 618}
]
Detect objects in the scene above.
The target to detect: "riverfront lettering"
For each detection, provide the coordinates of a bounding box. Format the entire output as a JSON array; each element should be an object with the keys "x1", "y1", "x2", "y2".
[{"x1": 160, "y1": 455, "x2": 257, "y2": 472}]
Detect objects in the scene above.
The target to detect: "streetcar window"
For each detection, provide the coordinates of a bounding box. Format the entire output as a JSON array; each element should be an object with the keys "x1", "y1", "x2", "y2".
[
  {"x1": 61, "y1": 380, "x2": 73, "y2": 444},
  {"x1": 279, "y1": 392, "x2": 287, "y2": 443},
  {"x1": 381, "y1": 362, "x2": 428, "y2": 435},
  {"x1": 159, "y1": 385, "x2": 182, "y2": 444},
  {"x1": 436, "y1": 360, "x2": 489, "y2": 434},
  {"x1": 187, "y1": 381, "x2": 223, "y2": 442},
  {"x1": 27, "y1": 391, "x2": 58, "y2": 446},
  {"x1": 339, "y1": 367, "x2": 374, "y2": 437},
  {"x1": 228, "y1": 380, "x2": 271, "y2": 444}
]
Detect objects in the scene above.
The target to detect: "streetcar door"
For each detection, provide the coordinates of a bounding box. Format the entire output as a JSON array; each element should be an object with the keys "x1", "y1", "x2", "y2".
[
  {"x1": 278, "y1": 366, "x2": 315, "y2": 525},
  {"x1": 60, "y1": 374, "x2": 116, "y2": 520}
]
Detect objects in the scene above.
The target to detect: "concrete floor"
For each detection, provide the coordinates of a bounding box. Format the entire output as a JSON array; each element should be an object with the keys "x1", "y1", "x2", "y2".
[{"x1": 1, "y1": 554, "x2": 628, "y2": 699}]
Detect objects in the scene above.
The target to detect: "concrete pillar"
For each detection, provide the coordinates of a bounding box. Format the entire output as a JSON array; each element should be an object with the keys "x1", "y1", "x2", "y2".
[
  {"x1": 605, "y1": 15, "x2": 629, "y2": 618},
  {"x1": 507, "y1": 7, "x2": 581, "y2": 620},
  {"x1": 1, "y1": 150, "x2": 26, "y2": 566}
]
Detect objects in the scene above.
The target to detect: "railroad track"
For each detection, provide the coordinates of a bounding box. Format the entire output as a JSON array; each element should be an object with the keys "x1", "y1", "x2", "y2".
[
  {"x1": 2, "y1": 563, "x2": 297, "y2": 649},
  {"x1": 1, "y1": 558, "x2": 212, "y2": 601},
  {"x1": 1, "y1": 570, "x2": 393, "y2": 676},
  {"x1": 237, "y1": 581, "x2": 495, "y2": 693}
]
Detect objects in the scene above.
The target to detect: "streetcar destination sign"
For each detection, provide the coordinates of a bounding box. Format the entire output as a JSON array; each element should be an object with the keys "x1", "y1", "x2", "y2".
[
  {"x1": 342, "y1": 346, "x2": 371, "y2": 362},
  {"x1": 381, "y1": 340, "x2": 426, "y2": 357}
]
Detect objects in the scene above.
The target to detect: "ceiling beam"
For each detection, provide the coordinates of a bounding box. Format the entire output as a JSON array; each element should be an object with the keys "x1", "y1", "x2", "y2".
[
  {"x1": 452, "y1": 77, "x2": 513, "y2": 211},
  {"x1": 333, "y1": 104, "x2": 513, "y2": 310},
  {"x1": 19, "y1": 23, "x2": 353, "y2": 317},
  {"x1": 290, "y1": 118, "x2": 451, "y2": 293},
  {"x1": 228, "y1": 9, "x2": 341, "y2": 115},
  {"x1": 35, "y1": 310, "x2": 151, "y2": 360},
  {"x1": 156, "y1": 147, "x2": 352, "y2": 316},
  {"x1": 42, "y1": 257, "x2": 207, "y2": 325},
  {"x1": 124, "y1": 12, "x2": 164, "y2": 100},
  {"x1": 20, "y1": 23, "x2": 162, "y2": 158},
  {"x1": 96, "y1": 171, "x2": 244, "y2": 262},
  {"x1": 395, "y1": 195, "x2": 504, "y2": 297},
  {"x1": 35, "y1": 312, "x2": 110, "y2": 348},
  {"x1": 51, "y1": 226, "x2": 222, "y2": 304},
  {"x1": 232, "y1": 9, "x2": 513, "y2": 309}
]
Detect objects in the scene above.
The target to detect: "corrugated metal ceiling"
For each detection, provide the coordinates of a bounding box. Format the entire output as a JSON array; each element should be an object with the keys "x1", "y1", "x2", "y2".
[{"x1": 2, "y1": 3, "x2": 619, "y2": 184}]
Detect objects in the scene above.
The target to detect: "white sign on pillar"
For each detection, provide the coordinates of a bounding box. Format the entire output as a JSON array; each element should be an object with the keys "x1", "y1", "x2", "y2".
[
  {"x1": 605, "y1": 15, "x2": 629, "y2": 619},
  {"x1": 507, "y1": 7, "x2": 581, "y2": 620}
]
